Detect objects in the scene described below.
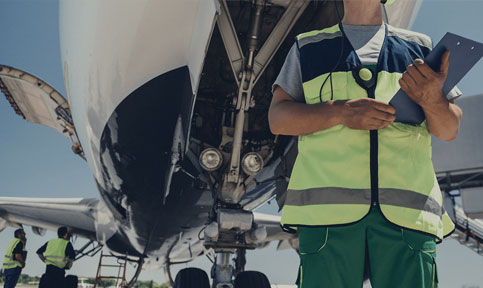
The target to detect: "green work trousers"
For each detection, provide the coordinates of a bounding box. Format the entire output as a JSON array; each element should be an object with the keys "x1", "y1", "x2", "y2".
[{"x1": 297, "y1": 206, "x2": 438, "y2": 288}]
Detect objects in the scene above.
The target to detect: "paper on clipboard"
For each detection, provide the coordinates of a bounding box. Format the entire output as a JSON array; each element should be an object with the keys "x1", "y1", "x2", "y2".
[{"x1": 389, "y1": 32, "x2": 483, "y2": 125}]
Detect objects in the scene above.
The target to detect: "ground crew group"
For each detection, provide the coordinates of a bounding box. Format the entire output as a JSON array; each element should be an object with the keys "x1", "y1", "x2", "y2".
[
  {"x1": 2, "y1": 227, "x2": 75, "y2": 288},
  {"x1": 269, "y1": 0, "x2": 462, "y2": 287}
]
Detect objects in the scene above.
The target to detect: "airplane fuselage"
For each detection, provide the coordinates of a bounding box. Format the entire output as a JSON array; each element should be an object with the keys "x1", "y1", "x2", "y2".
[{"x1": 60, "y1": 0, "x2": 219, "y2": 266}]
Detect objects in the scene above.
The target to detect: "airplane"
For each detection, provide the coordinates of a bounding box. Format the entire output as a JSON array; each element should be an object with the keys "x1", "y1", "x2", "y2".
[{"x1": 3, "y1": 0, "x2": 477, "y2": 287}]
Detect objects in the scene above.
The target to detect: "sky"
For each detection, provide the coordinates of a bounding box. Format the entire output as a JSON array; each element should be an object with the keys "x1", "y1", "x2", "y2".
[{"x1": 0, "y1": 0, "x2": 482, "y2": 287}]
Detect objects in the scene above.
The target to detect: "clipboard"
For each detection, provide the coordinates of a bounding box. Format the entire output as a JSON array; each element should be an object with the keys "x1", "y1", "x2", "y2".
[{"x1": 389, "y1": 33, "x2": 483, "y2": 125}]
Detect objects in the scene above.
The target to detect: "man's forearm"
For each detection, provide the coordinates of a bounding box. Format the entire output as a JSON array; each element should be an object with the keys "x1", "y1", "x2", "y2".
[
  {"x1": 14, "y1": 254, "x2": 25, "y2": 267},
  {"x1": 37, "y1": 253, "x2": 46, "y2": 262},
  {"x1": 269, "y1": 87, "x2": 396, "y2": 135},
  {"x1": 269, "y1": 99, "x2": 346, "y2": 136},
  {"x1": 422, "y1": 93, "x2": 462, "y2": 141}
]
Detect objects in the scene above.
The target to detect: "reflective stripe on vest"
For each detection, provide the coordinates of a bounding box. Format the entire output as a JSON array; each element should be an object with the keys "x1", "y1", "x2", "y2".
[
  {"x1": 285, "y1": 187, "x2": 444, "y2": 217},
  {"x1": 3, "y1": 239, "x2": 22, "y2": 269},
  {"x1": 280, "y1": 23, "x2": 455, "y2": 240},
  {"x1": 44, "y1": 238, "x2": 69, "y2": 269}
]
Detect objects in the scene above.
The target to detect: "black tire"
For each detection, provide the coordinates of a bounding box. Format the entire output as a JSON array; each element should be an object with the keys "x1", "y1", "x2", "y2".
[
  {"x1": 64, "y1": 275, "x2": 79, "y2": 288},
  {"x1": 174, "y1": 267, "x2": 210, "y2": 288},
  {"x1": 64, "y1": 275, "x2": 78, "y2": 288},
  {"x1": 39, "y1": 274, "x2": 48, "y2": 288},
  {"x1": 234, "y1": 271, "x2": 271, "y2": 288}
]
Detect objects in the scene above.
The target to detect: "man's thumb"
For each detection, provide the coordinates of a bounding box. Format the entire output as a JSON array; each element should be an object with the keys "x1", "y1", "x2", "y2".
[{"x1": 439, "y1": 50, "x2": 450, "y2": 74}]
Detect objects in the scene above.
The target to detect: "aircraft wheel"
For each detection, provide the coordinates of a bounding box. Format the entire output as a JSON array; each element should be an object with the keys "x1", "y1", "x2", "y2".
[
  {"x1": 64, "y1": 275, "x2": 78, "y2": 288},
  {"x1": 174, "y1": 267, "x2": 210, "y2": 288},
  {"x1": 234, "y1": 271, "x2": 271, "y2": 288}
]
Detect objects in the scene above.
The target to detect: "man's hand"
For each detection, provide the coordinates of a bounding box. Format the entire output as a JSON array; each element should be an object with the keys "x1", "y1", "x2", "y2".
[
  {"x1": 342, "y1": 98, "x2": 396, "y2": 130},
  {"x1": 37, "y1": 253, "x2": 46, "y2": 263},
  {"x1": 399, "y1": 50, "x2": 449, "y2": 109},
  {"x1": 399, "y1": 50, "x2": 462, "y2": 141},
  {"x1": 65, "y1": 259, "x2": 73, "y2": 270}
]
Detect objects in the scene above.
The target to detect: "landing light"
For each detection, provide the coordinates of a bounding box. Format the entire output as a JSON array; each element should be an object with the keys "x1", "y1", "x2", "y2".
[
  {"x1": 241, "y1": 152, "x2": 264, "y2": 175},
  {"x1": 199, "y1": 148, "x2": 223, "y2": 171}
]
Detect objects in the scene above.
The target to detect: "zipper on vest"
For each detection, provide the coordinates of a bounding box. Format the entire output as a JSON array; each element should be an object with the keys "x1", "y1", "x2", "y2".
[
  {"x1": 370, "y1": 131, "x2": 378, "y2": 205},
  {"x1": 341, "y1": 23, "x2": 387, "y2": 207},
  {"x1": 368, "y1": 87, "x2": 379, "y2": 206},
  {"x1": 370, "y1": 25, "x2": 387, "y2": 207}
]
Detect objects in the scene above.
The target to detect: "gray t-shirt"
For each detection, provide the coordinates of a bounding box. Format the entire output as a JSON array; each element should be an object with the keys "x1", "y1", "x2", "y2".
[{"x1": 273, "y1": 24, "x2": 462, "y2": 102}]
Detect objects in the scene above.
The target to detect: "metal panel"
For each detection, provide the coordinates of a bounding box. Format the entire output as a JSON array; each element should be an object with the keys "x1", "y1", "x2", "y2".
[
  {"x1": 432, "y1": 94, "x2": 483, "y2": 173},
  {"x1": 461, "y1": 187, "x2": 483, "y2": 218},
  {"x1": 0, "y1": 65, "x2": 71, "y2": 133},
  {"x1": 0, "y1": 65, "x2": 86, "y2": 160}
]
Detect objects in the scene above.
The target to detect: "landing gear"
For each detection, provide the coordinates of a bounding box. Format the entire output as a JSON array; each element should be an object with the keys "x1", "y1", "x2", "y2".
[
  {"x1": 234, "y1": 249, "x2": 246, "y2": 276},
  {"x1": 212, "y1": 252, "x2": 235, "y2": 288},
  {"x1": 194, "y1": 0, "x2": 310, "y2": 287},
  {"x1": 174, "y1": 268, "x2": 210, "y2": 288}
]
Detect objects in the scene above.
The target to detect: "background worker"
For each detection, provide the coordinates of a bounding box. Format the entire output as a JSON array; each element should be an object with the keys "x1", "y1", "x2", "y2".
[
  {"x1": 269, "y1": 0, "x2": 463, "y2": 287},
  {"x1": 2, "y1": 229, "x2": 27, "y2": 288},
  {"x1": 37, "y1": 226, "x2": 75, "y2": 288}
]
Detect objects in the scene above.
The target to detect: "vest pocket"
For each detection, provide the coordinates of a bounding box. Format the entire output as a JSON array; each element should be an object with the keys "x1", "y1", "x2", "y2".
[
  {"x1": 381, "y1": 122, "x2": 432, "y2": 163},
  {"x1": 298, "y1": 227, "x2": 329, "y2": 255},
  {"x1": 389, "y1": 122, "x2": 430, "y2": 141},
  {"x1": 322, "y1": 73, "x2": 348, "y2": 102},
  {"x1": 304, "y1": 73, "x2": 348, "y2": 104}
]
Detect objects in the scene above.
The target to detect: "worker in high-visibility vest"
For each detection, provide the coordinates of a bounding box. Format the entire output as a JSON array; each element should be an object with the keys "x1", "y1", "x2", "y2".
[
  {"x1": 269, "y1": 0, "x2": 463, "y2": 287},
  {"x1": 2, "y1": 229, "x2": 27, "y2": 288},
  {"x1": 37, "y1": 227, "x2": 75, "y2": 288}
]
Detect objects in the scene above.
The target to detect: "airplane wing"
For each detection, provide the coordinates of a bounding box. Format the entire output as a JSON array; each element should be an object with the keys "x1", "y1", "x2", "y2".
[{"x1": 0, "y1": 197, "x2": 116, "y2": 243}]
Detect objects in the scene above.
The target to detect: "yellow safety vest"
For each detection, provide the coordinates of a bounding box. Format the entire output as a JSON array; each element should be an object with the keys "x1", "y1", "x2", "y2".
[
  {"x1": 3, "y1": 238, "x2": 22, "y2": 270},
  {"x1": 44, "y1": 238, "x2": 70, "y2": 269},
  {"x1": 281, "y1": 24, "x2": 454, "y2": 240}
]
